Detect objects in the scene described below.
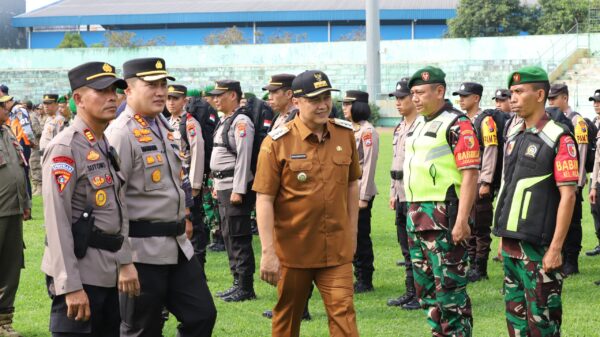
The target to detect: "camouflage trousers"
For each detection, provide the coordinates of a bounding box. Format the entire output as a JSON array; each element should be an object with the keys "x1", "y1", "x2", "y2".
[
  {"x1": 503, "y1": 257, "x2": 563, "y2": 337},
  {"x1": 202, "y1": 178, "x2": 220, "y2": 231},
  {"x1": 407, "y1": 204, "x2": 473, "y2": 337}
]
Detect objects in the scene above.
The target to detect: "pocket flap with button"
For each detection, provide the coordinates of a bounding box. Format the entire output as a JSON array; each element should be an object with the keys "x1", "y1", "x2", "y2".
[
  {"x1": 289, "y1": 160, "x2": 312, "y2": 172},
  {"x1": 332, "y1": 154, "x2": 351, "y2": 165},
  {"x1": 87, "y1": 173, "x2": 113, "y2": 190}
]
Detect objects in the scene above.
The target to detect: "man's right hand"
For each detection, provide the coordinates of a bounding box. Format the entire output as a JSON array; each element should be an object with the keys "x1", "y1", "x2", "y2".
[
  {"x1": 590, "y1": 188, "x2": 597, "y2": 205},
  {"x1": 260, "y1": 250, "x2": 281, "y2": 287},
  {"x1": 65, "y1": 289, "x2": 90, "y2": 321},
  {"x1": 389, "y1": 197, "x2": 396, "y2": 210}
]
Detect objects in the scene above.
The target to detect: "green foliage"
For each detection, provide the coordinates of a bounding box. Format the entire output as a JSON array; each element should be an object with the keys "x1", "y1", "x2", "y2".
[
  {"x1": 95, "y1": 31, "x2": 169, "y2": 48},
  {"x1": 266, "y1": 30, "x2": 308, "y2": 44},
  {"x1": 333, "y1": 98, "x2": 381, "y2": 126},
  {"x1": 533, "y1": 0, "x2": 589, "y2": 34},
  {"x1": 447, "y1": 0, "x2": 528, "y2": 37},
  {"x1": 337, "y1": 27, "x2": 366, "y2": 41},
  {"x1": 56, "y1": 32, "x2": 87, "y2": 48},
  {"x1": 204, "y1": 26, "x2": 247, "y2": 45}
]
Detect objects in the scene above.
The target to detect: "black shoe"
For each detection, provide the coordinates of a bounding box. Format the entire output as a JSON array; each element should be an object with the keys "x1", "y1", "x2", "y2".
[
  {"x1": 586, "y1": 245, "x2": 600, "y2": 256},
  {"x1": 387, "y1": 292, "x2": 415, "y2": 307},
  {"x1": 562, "y1": 262, "x2": 579, "y2": 276},
  {"x1": 467, "y1": 268, "x2": 482, "y2": 283},
  {"x1": 216, "y1": 284, "x2": 239, "y2": 298},
  {"x1": 208, "y1": 242, "x2": 226, "y2": 252},
  {"x1": 594, "y1": 280, "x2": 600, "y2": 286},
  {"x1": 262, "y1": 309, "x2": 311, "y2": 321},
  {"x1": 354, "y1": 281, "x2": 374, "y2": 293},
  {"x1": 401, "y1": 297, "x2": 421, "y2": 310},
  {"x1": 222, "y1": 288, "x2": 256, "y2": 302},
  {"x1": 396, "y1": 260, "x2": 406, "y2": 267}
]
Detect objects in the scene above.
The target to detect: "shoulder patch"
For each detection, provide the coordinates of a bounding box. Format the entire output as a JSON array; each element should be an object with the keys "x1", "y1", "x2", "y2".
[
  {"x1": 332, "y1": 118, "x2": 353, "y2": 130},
  {"x1": 269, "y1": 126, "x2": 290, "y2": 141},
  {"x1": 574, "y1": 116, "x2": 589, "y2": 144}
]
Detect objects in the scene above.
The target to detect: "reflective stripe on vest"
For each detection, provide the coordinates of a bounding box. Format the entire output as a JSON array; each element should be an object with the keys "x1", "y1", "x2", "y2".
[{"x1": 404, "y1": 111, "x2": 461, "y2": 202}]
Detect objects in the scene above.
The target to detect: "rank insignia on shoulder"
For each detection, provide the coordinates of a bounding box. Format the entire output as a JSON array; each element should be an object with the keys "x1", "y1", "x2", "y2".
[
  {"x1": 83, "y1": 129, "x2": 95, "y2": 143},
  {"x1": 87, "y1": 150, "x2": 100, "y2": 161},
  {"x1": 133, "y1": 114, "x2": 149, "y2": 128},
  {"x1": 268, "y1": 126, "x2": 290, "y2": 140},
  {"x1": 332, "y1": 118, "x2": 353, "y2": 130}
]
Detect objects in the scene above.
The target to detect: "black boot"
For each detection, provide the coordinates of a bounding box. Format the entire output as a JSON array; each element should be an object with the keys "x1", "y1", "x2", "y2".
[
  {"x1": 216, "y1": 279, "x2": 239, "y2": 298},
  {"x1": 562, "y1": 254, "x2": 580, "y2": 276},
  {"x1": 354, "y1": 271, "x2": 374, "y2": 293},
  {"x1": 223, "y1": 277, "x2": 256, "y2": 302},
  {"x1": 467, "y1": 260, "x2": 481, "y2": 282},
  {"x1": 585, "y1": 245, "x2": 600, "y2": 256},
  {"x1": 387, "y1": 277, "x2": 415, "y2": 306},
  {"x1": 476, "y1": 257, "x2": 489, "y2": 281}
]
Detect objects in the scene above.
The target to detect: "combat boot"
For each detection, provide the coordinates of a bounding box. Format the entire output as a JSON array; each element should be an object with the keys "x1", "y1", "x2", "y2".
[
  {"x1": 401, "y1": 297, "x2": 421, "y2": 310},
  {"x1": 562, "y1": 254, "x2": 580, "y2": 276},
  {"x1": 216, "y1": 279, "x2": 239, "y2": 298},
  {"x1": 0, "y1": 313, "x2": 22, "y2": 337},
  {"x1": 476, "y1": 257, "x2": 489, "y2": 280},
  {"x1": 585, "y1": 245, "x2": 600, "y2": 256},
  {"x1": 387, "y1": 277, "x2": 416, "y2": 307},
  {"x1": 222, "y1": 288, "x2": 256, "y2": 302},
  {"x1": 354, "y1": 272, "x2": 374, "y2": 294},
  {"x1": 467, "y1": 260, "x2": 481, "y2": 282}
]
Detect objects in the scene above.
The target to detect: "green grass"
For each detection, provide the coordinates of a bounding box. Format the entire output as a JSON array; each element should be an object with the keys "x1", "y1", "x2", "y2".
[{"x1": 13, "y1": 130, "x2": 600, "y2": 336}]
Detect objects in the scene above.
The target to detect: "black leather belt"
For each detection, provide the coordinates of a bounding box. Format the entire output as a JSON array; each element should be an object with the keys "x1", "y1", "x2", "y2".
[
  {"x1": 390, "y1": 170, "x2": 403, "y2": 180},
  {"x1": 213, "y1": 169, "x2": 234, "y2": 179},
  {"x1": 129, "y1": 220, "x2": 186, "y2": 238},
  {"x1": 88, "y1": 227, "x2": 124, "y2": 252}
]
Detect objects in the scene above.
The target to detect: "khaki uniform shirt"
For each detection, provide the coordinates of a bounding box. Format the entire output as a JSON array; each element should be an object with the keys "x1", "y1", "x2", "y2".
[
  {"x1": 565, "y1": 108, "x2": 588, "y2": 187},
  {"x1": 40, "y1": 116, "x2": 130, "y2": 296},
  {"x1": 252, "y1": 116, "x2": 362, "y2": 268},
  {"x1": 0, "y1": 125, "x2": 31, "y2": 217},
  {"x1": 105, "y1": 106, "x2": 193, "y2": 265},
  {"x1": 184, "y1": 113, "x2": 205, "y2": 189},
  {"x1": 40, "y1": 114, "x2": 67, "y2": 153},
  {"x1": 30, "y1": 111, "x2": 44, "y2": 147},
  {"x1": 353, "y1": 120, "x2": 378, "y2": 201},
  {"x1": 210, "y1": 110, "x2": 254, "y2": 193},
  {"x1": 468, "y1": 110, "x2": 498, "y2": 185},
  {"x1": 390, "y1": 118, "x2": 414, "y2": 202}
]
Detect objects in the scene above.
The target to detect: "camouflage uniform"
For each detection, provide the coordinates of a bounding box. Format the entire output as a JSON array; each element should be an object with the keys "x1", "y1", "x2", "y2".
[
  {"x1": 502, "y1": 240, "x2": 563, "y2": 337},
  {"x1": 407, "y1": 202, "x2": 472, "y2": 337}
]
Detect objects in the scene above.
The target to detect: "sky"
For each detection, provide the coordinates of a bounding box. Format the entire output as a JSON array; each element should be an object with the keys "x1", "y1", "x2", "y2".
[{"x1": 26, "y1": 0, "x2": 57, "y2": 12}]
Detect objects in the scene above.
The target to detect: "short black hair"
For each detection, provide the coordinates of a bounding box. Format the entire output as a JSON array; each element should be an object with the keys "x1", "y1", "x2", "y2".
[
  {"x1": 531, "y1": 82, "x2": 550, "y2": 103},
  {"x1": 350, "y1": 101, "x2": 371, "y2": 122}
]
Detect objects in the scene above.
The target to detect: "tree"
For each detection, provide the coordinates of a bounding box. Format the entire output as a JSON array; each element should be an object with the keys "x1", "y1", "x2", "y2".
[
  {"x1": 94, "y1": 31, "x2": 168, "y2": 48},
  {"x1": 57, "y1": 32, "x2": 87, "y2": 48},
  {"x1": 267, "y1": 30, "x2": 308, "y2": 43},
  {"x1": 533, "y1": 0, "x2": 589, "y2": 34},
  {"x1": 447, "y1": 0, "x2": 528, "y2": 37},
  {"x1": 337, "y1": 27, "x2": 366, "y2": 41},
  {"x1": 204, "y1": 26, "x2": 247, "y2": 45}
]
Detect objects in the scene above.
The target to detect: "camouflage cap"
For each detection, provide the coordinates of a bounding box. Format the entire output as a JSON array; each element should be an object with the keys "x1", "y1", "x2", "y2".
[
  {"x1": 507, "y1": 66, "x2": 548, "y2": 88},
  {"x1": 408, "y1": 66, "x2": 446, "y2": 89}
]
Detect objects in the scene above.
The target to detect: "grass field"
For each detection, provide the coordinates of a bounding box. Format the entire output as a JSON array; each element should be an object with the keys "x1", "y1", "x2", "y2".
[{"x1": 11, "y1": 130, "x2": 600, "y2": 336}]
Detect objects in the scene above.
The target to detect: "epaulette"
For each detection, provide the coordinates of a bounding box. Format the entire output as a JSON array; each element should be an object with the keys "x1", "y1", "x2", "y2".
[
  {"x1": 268, "y1": 126, "x2": 290, "y2": 141},
  {"x1": 112, "y1": 113, "x2": 132, "y2": 129},
  {"x1": 332, "y1": 118, "x2": 353, "y2": 130},
  {"x1": 53, "y1": 126, "x2": 75, "y2": 146}
]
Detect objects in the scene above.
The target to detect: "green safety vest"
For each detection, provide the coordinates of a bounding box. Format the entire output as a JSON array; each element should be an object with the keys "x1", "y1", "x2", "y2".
[{"x1": 404, "y1": 111, "x2": 462, "y2": 202}]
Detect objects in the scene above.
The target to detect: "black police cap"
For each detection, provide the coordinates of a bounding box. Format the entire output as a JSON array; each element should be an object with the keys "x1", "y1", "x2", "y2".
[
  {"x1": 548, "y1": 83, "x2": 568, "y2": 98},
  {"x1": 209, "y1": 80, "x2": 243, "y2": 96},
  {"x1": 452, "y1": 82, "x2": 483, "y2": 97},
  {"x1": 292, "y1": 70, "x2": 339, "y2": 98},
  {"x1": 167, "y1": 84, "x2": 187, "y2": 97},
  {"x1": 122, "y1": 57, "x2": 175, "y2": 82},
  {"x1": 343, "y1": 90, "x2": 369, "y2": 103},
  {"x1": 492, "y1": 88, "x2": 511, "y2": 101},
  {"x1": 589, "y1": 89, "x2": 600, "y2": 102},
  {"x1": 262, "y1": 74, "x2": 296, "y2": 91},
  {"x1": 42, "y1": 94, "x2": 59, "y2": 103},
  {"x1": 68, "y1": 62, "x2": 127, "y2": 92},
  {"x1": 389, "y1": 77, "x2": 410, "y2": 98}
]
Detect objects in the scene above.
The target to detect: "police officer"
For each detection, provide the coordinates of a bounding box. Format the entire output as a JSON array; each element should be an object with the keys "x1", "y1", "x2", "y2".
[
  {"x1": 386, "y1": 78, "x2": 420, "y2": 310},
  {"x1": 0, "y1": 96, "x2": 31, "y2": 337},
  {"x1": 405, "y1": 66, "x2": 478, "y2": 336},
  {"x1": 253, "y1": 70, "x2": 361, "y2": 337},
  {"x1": 263, "y1": 74, "x2": 297, "y2": 131},
  {"x1": 3, "y1": 96, "x2": 35, "y2": 198},
  {"x1": 494, "y1": 88, "x2": 512, "y2": 113},
  {"x1": 494, "y1": 66, "x2": 578, "y2": 336},
  {"x1": 453, "y1": 82, "x2": 497, "y2": 282},
  {"x1": 40, "y1": 62, "x2": 138, "y2": 337},
  {"x1": 588, "y1": 89, "x2": 600, "y2": 258},
  {"x1": 209, "y1": 80, "x2": 257, "y2": 302},
  {"x1": 29, "y1": 100, "x2": 45, "y2": 196},
  {"x1": 548, "y1": 83, "x2": 588, "y2": 275},
  {"x1": 40, "y1": 94, "x2": 66, "y2": 153},
  {"x1": 340, "y1": 90, "x2": 379, "y2": 293},
  {"x1": 105, "y1": 57, "x2": 216, "y2": 336}
]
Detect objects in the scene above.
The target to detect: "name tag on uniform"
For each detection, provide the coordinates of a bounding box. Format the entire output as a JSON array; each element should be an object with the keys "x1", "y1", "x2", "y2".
[
  {"x1": 291, "y1": 154, "x2": 307, "y2": 160},
  {"x1": 141, "y1": 145, "x2": 158, "y2": 153}
]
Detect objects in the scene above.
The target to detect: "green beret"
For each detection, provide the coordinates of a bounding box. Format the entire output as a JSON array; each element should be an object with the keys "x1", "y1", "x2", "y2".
[
  {"x1": 408, "y1": 66, "x2": 446, "y2": 89},
  {"x1": 202, "y1": 85, "x2": 215, "y2": 97},
  {"x1": 116, "y1": 88, "x2": 125, "y2": 94},
  {"x1": 243, "y1": 92, "x2": 256, "y2": 100},
  {"x1": 507, "y1": 66, "x2": 548, "y2": 88},
  {"x1": 69, "y1": 97, "x2": 77, "y2": 114},
  {"x1": 186, "y1": 89, "x2": 200, "y2": 97},
  {"x1": 262, "y1": 92, "x2": 269, "y2": 100},
  {"x1": 57, "y1": 95, "x2": 67, "y2": 103}
]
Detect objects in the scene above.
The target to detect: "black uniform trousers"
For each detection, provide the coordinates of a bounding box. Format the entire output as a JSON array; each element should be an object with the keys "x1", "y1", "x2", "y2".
[
  {"x1": 591, "y1": 195, "x2": 600, "y2": 244},
  {"x1": 217, "y1": 188, "x2": 256, "y2": 290},
  {"x1": 467, "y1": 192, "x2": 494, "y2": 261},
  {"x1": 47, "y1": 278, "x2": 119, "y2": 337},
  {"x1": 0, "y1": 215, "x2": 23, "y2": 314},
  {"x1": 563, "y1": 190, "x2": 583, "y2": 260},
  {"x1": 190, "y1": 195, "x2": 209, "y2": 271},
  {"x1": 395, "y1": 201, "x2": 413, "y2": 281},
  {"x1": 353, "y1": 198, "x2": 375, "y2": 281},
  {"x1": 119, "y1": 250, "x2": 216, "y2": 337}
]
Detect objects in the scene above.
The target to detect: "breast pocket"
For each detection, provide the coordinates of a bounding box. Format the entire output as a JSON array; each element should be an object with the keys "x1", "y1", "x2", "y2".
[
  {"x1": 87, "y1": 173, "x2": 113, "y2": 209},
  {"x1": 142, "y1": 153, "x2": 165, "y2": 191},
  {"x1": 332, "y1": 154, "x2": 352, "y2": 185},
  {"x1": 286, "y1": 160, "x2": 314, "y2": 194}
]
